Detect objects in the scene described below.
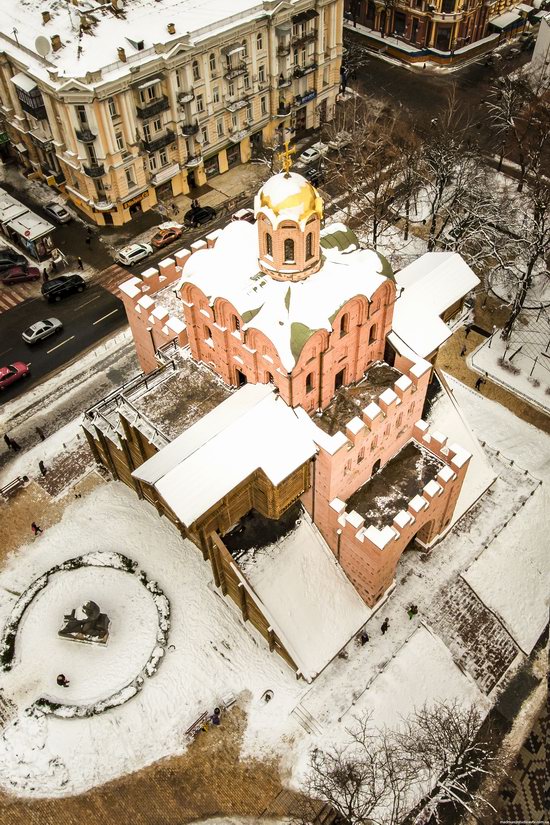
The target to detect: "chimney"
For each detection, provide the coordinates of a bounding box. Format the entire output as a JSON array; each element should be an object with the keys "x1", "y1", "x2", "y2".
[
  {"x1": 42, "y1": 10, "x2": 51, "y2": 23},
  {"x1": 117, "y1": 46, "x2": 126, "y2": 62},
  {"x1": 51, "y1": 34, "x2": 62, "y2": 51},
  {"x1": 167, "y1": 22, "x2": 176, "y2": 34}
]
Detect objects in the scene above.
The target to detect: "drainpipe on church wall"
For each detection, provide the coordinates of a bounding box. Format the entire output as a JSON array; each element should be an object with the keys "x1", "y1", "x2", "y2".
[
  {"x1": 311, "y1": 455, "x2": 317, "y2": 522},
  {"x1": 337, "y1": 528, "x2": 342, "y2": 561},
  {"x1": 318, "y1": 345, "x2": 324, "y2": 410}
]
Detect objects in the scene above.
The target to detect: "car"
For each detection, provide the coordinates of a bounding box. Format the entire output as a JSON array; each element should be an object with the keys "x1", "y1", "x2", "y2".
[
  {"x1": 41, "y1": 274, "x2": 86, "y2": 302},
  {"x1": 43, "y1": 202, "x2": 71, "y2": 224},
  {"x1": 0, "y1": 248, "x2": 27, "y2": 272},
  {"x1": 0, "y1": 361, "x2": 30, "y2": 390},
  {"x1": 298, "y1": 142, "x2": 329, "y2": 165},
  {"x1": 231, "y1": 208, "x2": 255, "y2": 224},
  {"x1": 304, "y1": 166, "x2": 325, "y2": 187},
  {"x1": 150, "y1": 226, "x2": 183, "y2": 249},
  {"x1": 328, "y1": 131, "x2": 352, "y2": 151},
  {"x1": 22, "y1": 317, "x2": 63, "y2": 344},
  {"x1": 183, "y1": 206, "x2": 217, "y2": 228},
  {"x1": 115, "y1": 243, "x2": 154, "y2": 266},
  {"x1": 1, "y1": 265, "x2": 41, "y2": 284}
]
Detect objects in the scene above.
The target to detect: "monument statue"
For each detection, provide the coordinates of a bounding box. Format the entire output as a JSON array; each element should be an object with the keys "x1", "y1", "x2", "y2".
[{"x1": 58, "y1": 600, "x2": 110, "y2": 644}]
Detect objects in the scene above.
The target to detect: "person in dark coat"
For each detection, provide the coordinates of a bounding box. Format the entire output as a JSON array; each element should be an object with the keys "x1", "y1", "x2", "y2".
[
  {"x1": 474, "y1": 376, "x2": 485, "y2": 391},
  {"x1": 36, "y1": 426, "x2": 46, "y2": 441},
  {"x1": 3, "y1": 434, "x2": 13, "y2": 451},
  {"x1": 381, "y1": 618, "x2": 389, "y2": 635},
  {"x1": 39, "y1": 460, "x2": 47, "y2": 476},
  {"x1": 42, "y1": 268, "x2": 49, "y2": 283},
  {"x1": 360, "y1": 632, "x2": 369, "y2": 646},
  {"x1": 31, "y1": 522, "x2": 43, "y2": 536},
  {"x1": 56, "y1": 674, "x2": 70, "y2": 687},
  {"x1": 51, "y1": 259, "x2": 57, "y2": 273},
  {"x1": 77, "y1": 256, "x2": 83, "y2": 270},
  {"x1": 211, "y1": 707, "x2": 221, "y2": 726}
]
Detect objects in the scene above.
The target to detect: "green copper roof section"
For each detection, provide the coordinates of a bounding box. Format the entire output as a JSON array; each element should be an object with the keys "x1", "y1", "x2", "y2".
[
  {"x1": 375, "y1": 250, "x2": 395, "y2": 281},
  {"x1": 284, "y1": 287, "x2": 291, "y2": 311},
  {"x1": 242, "y1": 305, "x2": 263, "y2": 323},
  {"x1": 290, "y1": 321, "x2": 316, "y2": 363},
  {"x1": 320, "y1": 226, "x2": 360, "y2": 253}
]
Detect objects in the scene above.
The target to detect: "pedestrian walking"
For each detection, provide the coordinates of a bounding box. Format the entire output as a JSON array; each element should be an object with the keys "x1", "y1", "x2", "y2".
[
  {"x1": 31, "y1": 522, "x2": 43, "y2": 536},
  {"x1": 211, "y1": 706, "x2": 221, "y2": 726},
  {"x1": 460, "y1": 345, "x2": 466, "y2": 357},
  {"x1": 360, "y1": 632, "x2": 369, "y2": 646},
  {"x1": 39, "y1": 459, "x2": 47, "y2": 476},
  {"x1": 474, "y1": 376, "x2": 485, "y2": 391},
  {"x1": 77, "y1": 256, "x2": 83, "y2": 270},
  {"x1": 11, "y1": 438, "x2": 21, "y2": 452},
  {"x1": 171, "y1": 203, "x2": 179, "y2": 215},
  {"x1": 36, "y1": 426, "x2": 46, "y2": 441},
  {"x1": 3, "y1": 434, "x2": 13, "y2": 451},
  {"x1": 381, "y1": 618, "x2": 389, "y2": 635},
  {"x1": 51, "y1": 259, "x2": 58, "y2": 274},
  {"x1": 407, "y1": 604, "x2": 418, "y2": 620},
  {"x1": 56, "y1": 674, "x2": 70, "y2": 688},
  {"x1": 464, "y1": 326, "x2": 471, "y2": 339},
  {"x1": 85, "y1": 236, "x2": 91, "y2": 247},
  {"x1": 87, "y1": 226, "x2": 93, "y2": 236},
  {"x1": 42, "y1": 267, "x2": 49, "y2": 283}
]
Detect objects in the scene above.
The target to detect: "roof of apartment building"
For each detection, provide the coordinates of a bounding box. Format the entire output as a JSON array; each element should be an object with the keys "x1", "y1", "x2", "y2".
[
  {"x1": 178, "y1": 215, "x2": 389, "y2": 372},
  {"x1": 0, "y1": 0, "x2": 279, "y2": 83}
]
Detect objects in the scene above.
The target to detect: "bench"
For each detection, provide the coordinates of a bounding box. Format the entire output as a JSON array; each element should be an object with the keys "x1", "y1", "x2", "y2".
[
  {"x1": 0, "y1": 476, "x2": 28, "y2": 500},
  {"x1": 185, "y1": 711, "x2": 209, "y2": 737}
]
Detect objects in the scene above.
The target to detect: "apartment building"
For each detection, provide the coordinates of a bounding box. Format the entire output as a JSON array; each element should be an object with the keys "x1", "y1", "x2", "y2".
[{"x1": 0, "y1": 0, "x2": 344, "y2": 225}]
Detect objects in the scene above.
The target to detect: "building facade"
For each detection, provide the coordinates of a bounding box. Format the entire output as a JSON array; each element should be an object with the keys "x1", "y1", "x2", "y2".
[
  {"x1": 0, "y1": 0, "x2": 344, "y2": 226},
  {"x1": 345, "y1": 0, "x2": 528, "y2": 62}
]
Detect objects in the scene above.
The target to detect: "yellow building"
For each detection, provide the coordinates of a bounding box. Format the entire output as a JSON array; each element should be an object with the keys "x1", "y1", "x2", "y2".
[{"x1": 0, "y1": 0, "x2": 344, "y2": 225}]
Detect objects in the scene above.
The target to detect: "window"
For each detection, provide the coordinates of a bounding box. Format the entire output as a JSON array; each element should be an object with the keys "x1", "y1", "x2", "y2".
[
  {"x1": 244, "y1": 73, "x2": 251, "y2": 90},
  {"x1": 153, "y1": 118, "x2": 161, "y2": 132},
  {"x1": 284, "y1": 238, "x2": 295, "y2": 263},
  {"x1": 323, "y1": 67, "x2": 329, "y2": 87},
  {"x1": 260, "y1": 95, "x2": 267, "y2": 116},
  {"x1": 408, "y1": 403, "x2": 415, "y2": 414},
  {"x1": 242, "y1": 39, "x2": 248, "y2": 57},
  {"x1": 396, "y1": 413, "x2": 403, "y2": 428},
  {"x1": 231, "y1": 315, "x2": 241, "y2": 332},
  {"x1": 358, "y1": 447, "x2": 365, "y2": 463},
  {"x1": 192, "y1": 60, "x2": 200, "y2": 81},
  {"x1": 115, "y1": 132, "x2": 124, "y2": 151},
  {"x1": 143, "y1": 123, "x2": 151, "y2": 142},
  {"x1": 371, "y1": 436, "x2": 378, "y2": 450},
  {"x1": 228, "y1": 82, "x2": 235, "y2": 97},
  {"x1": 306, "y1": 232, "x2": 313, "y2": 260},
  {"x1": 258, "y1": 64, "x2": 265, "y2": 83},
  {"x1": 231, "y1": 112, "x2": 238, "y2": 129},
  {"x1": 368, "y1": 324, "x2": 377, "y2": 345},
  {"x1": 266, "y1": 232, "x2": 272, "y2": 256},
  {"x1": 306, "y1": 372, "x2": 314, "y2": 393},
  {"x1": 339, "y1": 313, "x2": 349, "y2": 337},
  {"x1": 175, "y1": 70, "x2": 181, "y2": 89},
  {"x1": 216, "y1": 118, "x2": 224, "y2": 138},
  {"x1": 107, "y1": 97, "x2": 117, "y2": 118},
  {"x1": 125, "y1": 167, "x2": 136, "y2": 187},
  {"x1": 149, "y1": 155, "x2": 157, "y2": 171},
  {"x1": 140, "y1": 86, "x2": 156, "y2": 104},
  {"x1": 75, "y1": 105, "x2": 87, "y2": 126},
  {"x1": 246, "y1": 102, "x2": 252, "y2": 122},
  {"x1": 213, "y1": 86, "x2": 220, "y2": 104},
  {"x1": 335, "y1": 368, "x2": 346, "y2": 391},
  {"x1": 209, "y1": 53, "x2": 216, "y2": 73},
  {"x1": 159, "y1": 148, "x2": 168, "y2": 166},
  {"x1": 204, "y1": 325, "x2": 212, "y2": 340},
  {"x1": 196, "y1": 94, "x2": 204, "y2": 113},
  {"x1": 201, "y1": 126, "x2": 209, "y2": 145},
  {"x1": 266, "y1": 371, "x2": 273, "y2": 383},
  {"x1": 256, "y1": 32, "x2": 263, "y2": 51},
  {"x1": 293, "y1": 48, "x2": 299, "y2": 66}
]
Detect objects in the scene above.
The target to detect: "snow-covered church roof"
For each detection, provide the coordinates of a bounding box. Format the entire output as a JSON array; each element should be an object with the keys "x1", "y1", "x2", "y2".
[{"x1": 179, "y1": 220, "x2": 389, "y2": 372}]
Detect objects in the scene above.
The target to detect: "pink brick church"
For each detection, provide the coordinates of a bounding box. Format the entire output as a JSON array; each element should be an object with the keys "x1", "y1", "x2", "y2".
[{"x1": 87, "y1": 162, "x2": 481, "y2": 678}]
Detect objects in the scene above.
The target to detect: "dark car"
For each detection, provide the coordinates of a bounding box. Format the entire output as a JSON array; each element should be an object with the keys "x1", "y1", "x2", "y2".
[
  {"x1": 305, "y1": 166, "x2": 325, "y2": 187},
  {"x1": 184, "y1": 206, "x2": 216, "y2": 228},
  {"x1": 0, "y1": 248, "x2": 27, "y2": 272},
  {"x1": 42, "y1": 274, "x2": 86, "y2": 302},
  {"x1": 1, "y1": 265, "x2": 41, "y2": 285}
]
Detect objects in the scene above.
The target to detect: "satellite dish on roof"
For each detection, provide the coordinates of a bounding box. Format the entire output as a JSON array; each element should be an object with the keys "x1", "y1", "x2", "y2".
[{"x1": 35, "y1": 36, "x2": 51, "y2": 57}]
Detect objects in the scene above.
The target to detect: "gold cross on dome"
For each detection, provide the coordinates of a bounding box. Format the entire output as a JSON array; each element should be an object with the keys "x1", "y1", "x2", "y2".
[{"x1": 281, "y1": 140, "x2": 296, "y2": 175}]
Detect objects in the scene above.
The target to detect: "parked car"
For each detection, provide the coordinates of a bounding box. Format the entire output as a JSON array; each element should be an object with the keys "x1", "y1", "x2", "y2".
[
  {"x1": 42, "y1": 274, "x2": 86, "y2": 302},
  {"x1": 231, "y1": 208, "x2": 255, "y2": 224},
  {"x1": 115, "y1": 243, "x2": 154, "y2": 266},
  {"x1": 304, "y1": 166, "x2": 325, "y2": 187},
  {"x1": 184, "y1": 206, "x2": 217, "y2": 228},
  {"x1": 43, "y1": 202, "x2": 71, "y2": 224},
  {"x1": 22, "y1": 317, "x2": 63, "y2": 344},
  {"x1": 0, "y1": 248, "x2": 27, "y2": 272},
  {"x1": 1, "y1": 265, "x2": 41, "y2": 284},
  {"x1": 0, "y1": 361, "x2": 30, "y2": 390},
  {"x1": 150, "y1": 226, "x2": 183, "y2": 249},
  {"x1": 328, "y1": 131, "x2": 352, "y2": 151},
  {"x1": 298, "y1": 142, "x2": 329, "y2": 164}
]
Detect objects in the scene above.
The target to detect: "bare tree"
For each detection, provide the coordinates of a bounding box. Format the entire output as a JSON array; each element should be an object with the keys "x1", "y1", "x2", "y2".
[
  {"x1": 301, "y1": 702, "x2": 499, "y2": 825},
  {"x1": 485, "y1": 63, "x2": 550, "y2": 191}
]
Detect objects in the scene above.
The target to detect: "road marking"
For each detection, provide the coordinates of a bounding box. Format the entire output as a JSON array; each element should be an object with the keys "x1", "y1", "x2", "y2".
[
  {"x1": 92, "y1": 308, "x2": 120, "y2": 325},
  {"x1": 46, "y1": 336, "x2": 75, "y2": 354},
  {"x1": 0, "y1": 347, "x2": 13, "y2": 358},
  {"x1": 74, "y1": 294, "x2": 101, "y2": 311}
]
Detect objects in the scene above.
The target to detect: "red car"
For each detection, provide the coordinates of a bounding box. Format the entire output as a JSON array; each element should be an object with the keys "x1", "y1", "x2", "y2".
[
  {"x1": 1, "y1": 266, "x2": 41, "y2": 285},
  {"x1": 0, "y1": 361, "x2": 30, "y2": 390},
  {"x1": 150, "y1": 226, "x2": 183, "y2": 249}
]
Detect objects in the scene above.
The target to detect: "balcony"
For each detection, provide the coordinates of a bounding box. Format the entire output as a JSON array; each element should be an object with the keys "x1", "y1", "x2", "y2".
[
  {"x1": 293, "y1": 61, "x2": 317, "y2": 78},
  {"x1": 82, "y1": 162, "x2": 105, "y2": 178},
  {"x1": 142, "y1": 129, "x2": 175, "y2": 153},
  {"x1": 225, "y1": 95, "x2": 249, "y2": 113},
  {"x1": 182, "y1": 121, "x2": 199, "y2": 136},
  {"x1": 75, "y1": 126, "x2": 96, "y2": 143},
  {"x1": 185, "y1": 154, "x2": 202, "y2": 168},
  {"x1": 177, "y1": 90, "x2": 195, "y2": 105},
  {"x1": 19, "y1": 99, "x2": 47, "y2": 120},
  {"x1": 278, "y1": 74, "x2": 292, "y2": 89},
  {"x1": 228, "y1": 125, "x2": 252, "y2": 144},
  {"x1": 277, "y1": 43, "x2": 291, "y2": 57},
  {"x1": 294, "y1": 89, "x2": 317, "y2": 107},
  {"x1": 276, "y1": 103, "x2": 292, "y2": 117},
  {"x1": 291, "y1": 29, "x2": 317, "y2": 46},
  {"x1": 224, "y1": 61, "x2": 247, "y2": 81},
  {"x1": 136, "y1": 95, "x2": 170, "y2": 120}
]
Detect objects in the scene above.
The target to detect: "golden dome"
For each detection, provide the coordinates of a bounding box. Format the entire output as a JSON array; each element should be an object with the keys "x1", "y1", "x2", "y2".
[{"x1": 257, "y1": 172, "x2": 323, "y2": 224}]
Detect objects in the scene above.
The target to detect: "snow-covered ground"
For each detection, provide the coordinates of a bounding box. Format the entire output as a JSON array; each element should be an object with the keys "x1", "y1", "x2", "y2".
[
  {"x1": 472, "y1": 327, "x2": 550, "y2": 414},
  {"x1": 0, "y1": 376, "x2": 547, "y2": 800}
]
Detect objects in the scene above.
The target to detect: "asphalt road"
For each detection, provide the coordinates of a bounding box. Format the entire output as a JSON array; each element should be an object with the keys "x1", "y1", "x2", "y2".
[{"x1": 0, "y1": 284, "x2": 125, "y2": 404}]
